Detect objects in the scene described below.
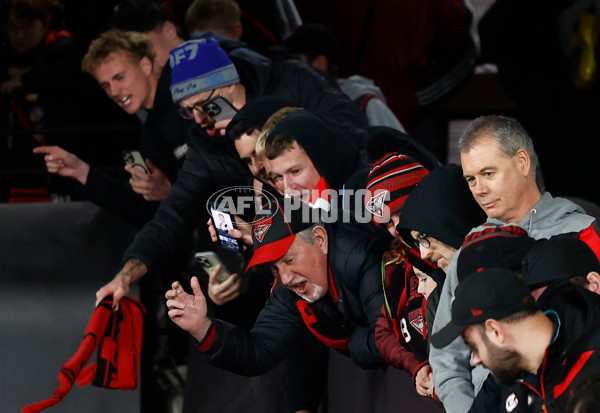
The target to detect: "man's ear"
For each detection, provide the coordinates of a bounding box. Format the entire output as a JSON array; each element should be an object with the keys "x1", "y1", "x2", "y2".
[
  {"x1": 140, "y1": 56, "x2": 153, "y2": 76},
  {"x1": 514, "y1": 148, "x2": 532, "y2": 177},
  {"x1": 586, "y1": 271, "x2": 600, "y2": 294},
  {"x1": 312, "y1": 226, "x2": 328, "y2": 254},
  {"x1": 163, "y1": 20, "x2": 177, "y2": 39},
  {"x1": 484, "y1": 319, "x2": 506, "y2": 345}
]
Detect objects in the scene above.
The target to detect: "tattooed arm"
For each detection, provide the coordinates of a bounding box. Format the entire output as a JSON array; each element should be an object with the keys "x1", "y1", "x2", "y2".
[{"x1": 95, "y1": 258, "x2": 148, "y2": 310}]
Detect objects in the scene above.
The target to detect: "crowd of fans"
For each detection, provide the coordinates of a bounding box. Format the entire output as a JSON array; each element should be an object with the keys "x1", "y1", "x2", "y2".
[{"x1": 6, "y1": 1, "x2": 600, "y2": 413}]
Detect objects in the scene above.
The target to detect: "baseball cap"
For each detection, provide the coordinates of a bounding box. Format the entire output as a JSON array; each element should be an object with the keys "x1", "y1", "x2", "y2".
[
  {"x1": 522, "y1": 234, "x2": 600, "y2": 286},
  {"x1": 247, "y1": 198, "x2": 320, "y2": 270},
  {"x1": 431, "y1": 268, "x2": 538, "y2": 348},
  {"x1": 457, "y1": 225, "x2": 536, "y2": 282}
]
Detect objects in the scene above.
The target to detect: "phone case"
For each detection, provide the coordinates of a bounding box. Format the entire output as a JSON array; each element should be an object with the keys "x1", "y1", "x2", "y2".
[
  {"x1": 201, "y1": 95, "x2": 238, "y2": 122},
  {"x1": 121, "y1": 150, "x2": 150, "y2": 178},
  {"x1": 195, "y1": 252, "x2": 231, "y2": 283}
]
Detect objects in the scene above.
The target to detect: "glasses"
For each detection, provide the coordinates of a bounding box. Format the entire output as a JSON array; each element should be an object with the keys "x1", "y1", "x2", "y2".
[
  {"x1": 414, "y1": 233, "x2": 431, "y2": 249},
  {"x1": 178, "y1": 89, "x2": 216, "y2": 119}
]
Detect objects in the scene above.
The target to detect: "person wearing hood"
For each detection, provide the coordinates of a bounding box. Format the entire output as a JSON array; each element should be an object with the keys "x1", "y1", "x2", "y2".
[
  {"x1": 375, "y1": 163, "x2": 485, "y2": 399},
  {"x1": 429, "y1": 115, "x2": 595, "y2": 413},
  {"x1": 263, "y1": 108, "x2": 368, "y2": 211}
]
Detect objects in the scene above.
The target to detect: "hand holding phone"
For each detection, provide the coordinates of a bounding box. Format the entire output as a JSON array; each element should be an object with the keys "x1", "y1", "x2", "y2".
[
  {"x1": 209, "y1": 205, "x2": 243, "y2": 252},
  {"x1": 122, "y1": 150, "x2": 150, "y2": 181},
  {"x1": 195, "y1": 251, "x2": 232, "y2": 282}
]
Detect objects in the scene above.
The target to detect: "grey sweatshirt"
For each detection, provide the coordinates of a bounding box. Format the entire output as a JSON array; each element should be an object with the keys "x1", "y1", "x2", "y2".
[{"x1": 429, "y1": 192, "x2": 595, "y2": 413}]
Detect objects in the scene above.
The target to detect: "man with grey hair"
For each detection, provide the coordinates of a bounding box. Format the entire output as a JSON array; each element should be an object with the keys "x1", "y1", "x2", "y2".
[
  {"x1": 428, "y1": 115, "x2": 595, "y2": 413},
  {"x1": 165, "y1": 197, "x2": 390, "y2": 371}
]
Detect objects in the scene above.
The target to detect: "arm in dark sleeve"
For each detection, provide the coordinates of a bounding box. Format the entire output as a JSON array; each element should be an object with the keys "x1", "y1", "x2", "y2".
[
  {"x1": 467, "y1": 375, "x2": 501, "y2": 413},
  {"x1": 345, "y1": 235, "x2": 389, "y2": 368},
  {"x1": 199, "y1": 285, "x2": 310, "y2": 376},
  {"x1": 282, "y1": 62, "x2": 368, "y2": 135},
  {"x1": 82, "y1": 166, "x2": 159, "y2": 226},
  {"x1": 123, "y1": 137, "x2": 250, "y2": 274}
]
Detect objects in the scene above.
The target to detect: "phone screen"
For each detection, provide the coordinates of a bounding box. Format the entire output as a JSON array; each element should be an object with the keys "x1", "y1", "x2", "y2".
[{"x1": 210, "y1": 206, "x2": 242, "y2": 252}]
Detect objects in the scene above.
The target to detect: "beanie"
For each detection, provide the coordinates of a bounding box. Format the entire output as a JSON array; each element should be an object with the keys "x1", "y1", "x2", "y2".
[
  {"x1": 22, "y1": 296, "x2": 146, "y2": 412},
  {"x1": 365, "y1": 152, "x2": 429, "y2": 224},
  {"x1": 169, "y1": 38, "x2": 240, "y2": 102}
]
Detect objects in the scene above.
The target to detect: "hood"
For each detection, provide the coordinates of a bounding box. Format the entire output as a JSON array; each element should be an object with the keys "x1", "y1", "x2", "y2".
[
  {"x1": 268, "y1": 109, "x2": 362, "y2": 191},
  {"x1": 397, "y1": 164, "x2": 486, "y2": 249}
]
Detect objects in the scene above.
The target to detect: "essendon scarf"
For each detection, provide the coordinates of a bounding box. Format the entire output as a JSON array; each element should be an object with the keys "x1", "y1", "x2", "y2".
[{"x1": 22, "y1": 296, "x2": 146, "y2": 412}]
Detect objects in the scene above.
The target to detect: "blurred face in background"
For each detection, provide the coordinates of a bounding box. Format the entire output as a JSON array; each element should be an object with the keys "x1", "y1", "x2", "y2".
[{"x1": 7, "y1": 9, "x2": 48, "y2": 54}]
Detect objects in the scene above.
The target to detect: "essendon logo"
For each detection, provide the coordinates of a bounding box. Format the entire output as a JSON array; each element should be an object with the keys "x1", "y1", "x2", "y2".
[
  {"x1": 253, "y1": 217, "x2": 272, "y2": 242},
  {"x1": 365, "y1": 190, "x2": 388, "y2": 218},
  {"x1": 408, "y1": 309, "x2": 425, "y2": 336},
  {"x1": 471, "y1": 309, "x2": 483, "y2": 316},
  {"x1": 462, "y1": 225, "x2": 528, "y2": 248}
]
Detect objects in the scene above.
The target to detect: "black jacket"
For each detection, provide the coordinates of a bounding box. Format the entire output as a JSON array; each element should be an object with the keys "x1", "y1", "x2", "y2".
[
  {"x1": 470, "y1": 281, "x2": 600, "y2": 413},
  {"x1": 196, "y1": 221, "x2": 391, "y2": 375},
  {"x1": 123, "y1": 55, "x2": 369, "y2": 273},
  {"x1": 499, "y1": 311, "x2": 600, "y2": 413},
  {"x1": 234, "y1": 56, "x2": 368, "y2": 139},
  {"x1": 82, "y1": 66, "x2": 191, "y2": 226}
]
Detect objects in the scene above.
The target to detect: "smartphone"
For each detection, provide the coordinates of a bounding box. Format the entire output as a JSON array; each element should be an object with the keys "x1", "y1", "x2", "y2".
[
  {"x1": 195, "y1": 251, "x2": 232, "y2": 283},
  {"x1": 201, "y1": 95, "x2": 238, "y2": 122},
  {"x1": 210, "y1": 204, "x2": 243, "y2": 252},
  {"x1": 121, "y1": 150, "x2": 150, "y2": 180}
]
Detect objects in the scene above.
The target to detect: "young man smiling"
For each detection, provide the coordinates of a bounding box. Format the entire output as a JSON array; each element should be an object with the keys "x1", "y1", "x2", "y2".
[{"x1": 34, "y1": 29, "x2": 190, "y2": 224}]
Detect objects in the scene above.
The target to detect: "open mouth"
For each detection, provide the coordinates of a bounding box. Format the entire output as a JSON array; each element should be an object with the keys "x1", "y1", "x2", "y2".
[
  {"x1": 117, "y1": 95, "x2": 132, "y2": 106},
  {"x1": 294, "y1": 280, "x2": 307, "y2": 294},
  {"x1": 205, "y1": 125, "x2": 217, "y2": 136}
]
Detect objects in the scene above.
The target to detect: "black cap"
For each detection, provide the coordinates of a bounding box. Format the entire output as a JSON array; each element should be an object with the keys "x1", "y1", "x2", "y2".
[
  {"x1": 457, "y1": 225, "x2": 536, "y2": 282},
  {"x1": 431, "y1": 268, "x2": 538, "y2": 348},
  {"x1": 522, "y1": 234, "x2": 600, "y2": 286}
]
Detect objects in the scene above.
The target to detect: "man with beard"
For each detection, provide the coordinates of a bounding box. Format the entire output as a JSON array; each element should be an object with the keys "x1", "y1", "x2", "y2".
[{"x1": 431, "y1": 268, "x2": 600, "y2": 413}]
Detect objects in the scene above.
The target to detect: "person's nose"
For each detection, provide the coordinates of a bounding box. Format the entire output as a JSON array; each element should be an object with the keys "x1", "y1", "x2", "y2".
[
  {"x1": 192, "y1": 109, "x2": 209, "y2": 125},
  {"x1": 248, "y1": 158, "x2": 261, "y2": 178},
  {"x1": 420, "y1": 244, "x2": 433, "y2": 260},
  {"x1": 417, "y1": 281, "x2": 426, "y2": 296},
  {"x1": 473, "y1": 179, "x2": 487, "y2": 196},
  {"x1": 283, "y1": 176, "x2": 295, "y2": 193},
  {"x1": 471, "y1": 351, "x2": 482, "y2": 367},
  {"x1": 279, "y1": 267, "x2": 294, "y2": 286}
]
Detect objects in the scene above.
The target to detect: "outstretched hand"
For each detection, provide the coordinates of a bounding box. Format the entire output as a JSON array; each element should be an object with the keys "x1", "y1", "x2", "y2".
[
  {"x1": 33, "y1": 145, "x2": 90, "y2": 184},
  {"x1": 166, "y1": 276, "x2": 213, "y2": 341}
]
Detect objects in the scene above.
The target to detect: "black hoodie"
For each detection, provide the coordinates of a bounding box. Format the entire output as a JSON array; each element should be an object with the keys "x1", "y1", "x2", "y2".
[{"x1": 397, "y1": 163, "x2": 486, "y2": 321}]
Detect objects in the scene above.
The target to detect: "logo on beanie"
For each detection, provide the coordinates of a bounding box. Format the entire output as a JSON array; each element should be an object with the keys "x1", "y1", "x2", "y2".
[
  {"x1": 253, "y1": 217, "x2": 273, "y2": 243},
  {"x1": 365, "y1": 190, "x2": 388, "y2": 218},
  {"x1": 170, "y1": 41, "x2": 201, "y2": 66},
  {"x1": 471, "y1": 308, "x2": 483, "y2": 316}
]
